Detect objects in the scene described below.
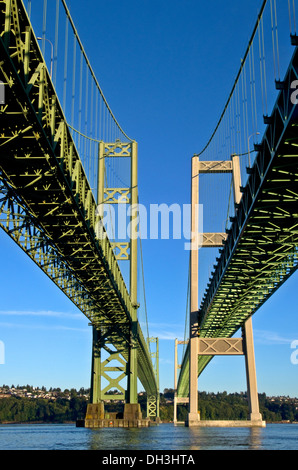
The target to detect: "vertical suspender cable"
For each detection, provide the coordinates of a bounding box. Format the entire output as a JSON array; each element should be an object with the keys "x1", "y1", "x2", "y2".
[
  {"x1": 288, "y1": 0, "x2": 293, "y2": 35},
  {"x1": 103, "y1": 103, "x2": 106, "y2": 143},
  {"x1": 78, "y1": 51, "x2": 83, "y2": 153},
  {"x1": 138, "y1": 211, "x2": 150, "y2": 345},
  {"x1": 195, "y1": 0, "x2": 268, "y2": 159},
  {"x1": 252, "y1": 44, "x2": 258, "y2": 143},
  {"x1": 60, "y1": 0, "x2": 132, "y2": 142},
  {"x1": 258, "y1": 20, "x2": 265, "y2": 118},
  {"x1": 90, "y1": 80, "x2": 94, "y2": 186},
  {"x1": 230, "y1": 94, "x2": 235, "y2": 154},
  {"x1": 245, "y1": 64, "x2": 250, "y2": 169},
  {"x1": 71, "y1": 36, "x2": 76, "y2": 135},
  {"x1": 63, "y1": 17, "x2": 68, "y2": 112},
  {"x1": 53, "y1": 0, "x2": 59, "y2": 88},
  {"x1": 261, "y1": 16, "x2": 268, "y2": 117},
  {"x1": 237, "y1": 81, "x2": 242, "y2": 156},
  {"x1": 274, "y1": 0, "x2": 280, "y2": 81},
  {"x1": 249, "y1": 49, "x2": 255, "y2": 164},
  {"x1": 42, "y1": 0, "x2": 47, "y2": 57},
  {"x1": 27, "y1": 0, "x2": 31, "y2": 19},
  {"x1": 293, "y1": 0, "x2": 297, "y2": 34},
  {"x1": 99, "y1": 91, "x2": 102, "y2": 143},
  {"x1": 270, "y1": 0, "x2": 277, "y2": 81},
  {"x1": 95, "y1": 89, "x2": 99, "y2": 194},
  {"x1": 84, "y1": 65, "x2": 89, "y2": 173}
]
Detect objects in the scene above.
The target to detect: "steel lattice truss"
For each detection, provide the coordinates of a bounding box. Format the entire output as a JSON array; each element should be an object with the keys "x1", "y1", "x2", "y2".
[
  {"x1": 178, "y1": 45, "x2": 298, "y2": 397},
  {"x1": 0, "y1": 0, "x2": 157, "y2": 396}
]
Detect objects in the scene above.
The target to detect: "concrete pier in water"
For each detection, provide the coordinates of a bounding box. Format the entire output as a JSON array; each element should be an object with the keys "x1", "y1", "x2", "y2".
[{"x1": 77, "y1": 403, "x2": 151, "y2": 428}]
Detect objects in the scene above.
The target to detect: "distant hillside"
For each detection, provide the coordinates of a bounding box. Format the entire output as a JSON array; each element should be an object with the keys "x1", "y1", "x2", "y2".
[
  {"x1": 158, "y1": 390, "x2": 298, "y2": 423},
  {"x1": 0, "y1": 386, "x2": 297, "y2": 423}
]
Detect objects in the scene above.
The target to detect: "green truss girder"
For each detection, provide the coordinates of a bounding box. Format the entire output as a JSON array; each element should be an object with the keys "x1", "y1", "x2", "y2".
[
  {"x1": 0, "y1": 0, "x2": 157, "y2": 397},
  {"x1": 147, "y1": 395, "x2": 159, "y2": 418},
  {"x1": 178, "y1": 44, "x2": 298, "y2": 397},
  {"x1": 146, "y1": 337, "x2": 160, "y2": 418}
]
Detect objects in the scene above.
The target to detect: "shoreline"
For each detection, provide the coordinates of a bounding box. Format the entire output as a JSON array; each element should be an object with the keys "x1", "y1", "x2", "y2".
[
  {"x1": 1, "y1": 420, "x2": 298, "y2": 426},
  {"x1": 0, "y1": 421, "x2": 76, "y2": 425}
]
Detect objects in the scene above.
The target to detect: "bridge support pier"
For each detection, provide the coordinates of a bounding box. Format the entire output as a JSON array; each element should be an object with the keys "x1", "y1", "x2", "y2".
[
  {"x1": 186, "y1": 155, "x2": 265, "y2": 427},
  {"x1": 185, "y1": 317, "x2": 265, "y2": 427},
  {"x1": 78, "y1": 325, "x2": 150, "y2": 428},
  {"x1": 77, "y1": 141, "x2": 158, "y2": 428},
  {"x1": 174, "y1": 339, "x2": 189, "y2": 425},
  {"x1": 90, "y1": 326, "x2": 102, "y2": 405}
]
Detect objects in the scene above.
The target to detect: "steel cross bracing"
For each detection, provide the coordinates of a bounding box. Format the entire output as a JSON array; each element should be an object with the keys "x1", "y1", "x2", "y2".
[
  {"x1": 0, "y1": 0, "x2": 157, "y2": 397},
  {"x1": 177, "y1": 43, "x2": 298, "y2": 398}
]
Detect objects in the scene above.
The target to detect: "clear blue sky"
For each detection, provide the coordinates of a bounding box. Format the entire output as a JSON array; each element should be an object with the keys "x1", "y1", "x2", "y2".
[{"x1": 1, "y1": 0, "x2": 298, "y2": 398}]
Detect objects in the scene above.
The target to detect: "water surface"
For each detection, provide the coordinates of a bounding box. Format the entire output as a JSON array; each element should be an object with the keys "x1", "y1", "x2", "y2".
[{"x1": 0, "y1": 423, "x2": 297, "y2": 450}]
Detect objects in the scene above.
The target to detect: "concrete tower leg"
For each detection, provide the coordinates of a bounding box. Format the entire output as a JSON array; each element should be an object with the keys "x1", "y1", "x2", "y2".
[
  {"x1": 187, "y1": 156, "x2": 200, "y2": 427},
  {"x1": 243, "y1": 317, "x2": 263, "y2": 423}
]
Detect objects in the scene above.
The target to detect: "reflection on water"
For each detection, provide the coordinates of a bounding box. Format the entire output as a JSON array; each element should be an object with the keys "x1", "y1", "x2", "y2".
[
  {"x1": 249, "y1": 427, "x2": 263, "y2": 449},
  {"x1": 86, "y1": 423, "x2": 296, "y2": 451},
  {"x1": 181, "y1": 426, "x2": 264, "y2": 451},
  {"x1": 0, "y1": 423, "x2": 298, "y2": 450}
]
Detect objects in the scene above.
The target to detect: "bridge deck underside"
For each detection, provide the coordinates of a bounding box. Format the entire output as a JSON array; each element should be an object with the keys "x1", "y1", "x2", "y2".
[
  {"x1": 0, "y1": 0, "x2": 156, "y2": 396},
  {"x1": 178, "y1": 45, "x2": 298, "y2": 397}
]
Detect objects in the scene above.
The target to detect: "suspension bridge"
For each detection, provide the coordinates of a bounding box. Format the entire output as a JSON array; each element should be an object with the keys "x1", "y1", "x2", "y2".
[
  {"x1": 174, "y1": 0, "x2": 298, "y2": 426},
  {"x1": 0, "y1": 0, "x2": 159, "y2": 427}
]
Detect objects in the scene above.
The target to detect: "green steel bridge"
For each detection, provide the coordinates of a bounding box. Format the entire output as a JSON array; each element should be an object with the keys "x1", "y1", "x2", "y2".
[
  {"x1": 0, "y1": 0, "x2": 159, "y2": 421},
  {"x1": 177, "y1": 0, "x2": 298, "y2": 416}
]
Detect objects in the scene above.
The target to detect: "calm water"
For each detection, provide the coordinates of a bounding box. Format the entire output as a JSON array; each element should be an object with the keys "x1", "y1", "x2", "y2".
[{"x1": 0, "y1": 423, "x2": 297, "y2": 450}]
